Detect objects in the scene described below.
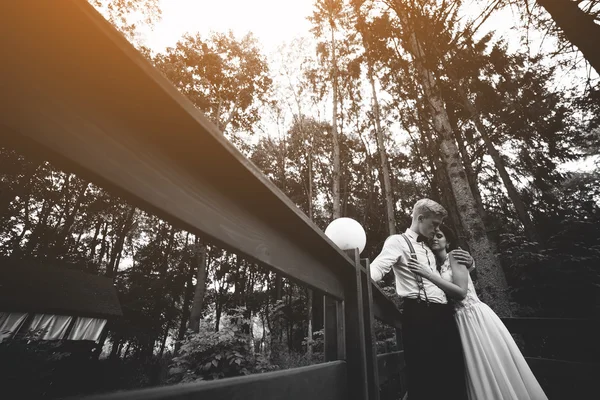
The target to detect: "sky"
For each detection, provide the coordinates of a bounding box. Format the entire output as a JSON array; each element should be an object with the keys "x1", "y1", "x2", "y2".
[
  {"x1": 141, "y1": 1, "x2": 520, "y2": 54},
  {"x1": 141, "y1": 0, "x2": 316, "y2": 54},
  {"x1": 136, "y1": 0, "x2": 597, "y2": 173}
]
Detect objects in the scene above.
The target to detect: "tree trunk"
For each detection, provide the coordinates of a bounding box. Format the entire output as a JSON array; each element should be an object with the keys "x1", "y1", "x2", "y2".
[
  {"x1": 51, "y1": 174, "x2": 73, "y2": 238},
  {"x1": 106, "y1": 206, "x2": 135, "y2": 279},
  {"x1": 175, "y1": 245, "x2": 194, "y2": 353},
  {"x1": 158, "y1": 323, "x2": 170, "y2": 358},
  {"x1": 275, "y1": 273, "x2": 283, "y2": 300},
  {"x1": 88, "y1": 219, "x2": 102, "y2": 261},
  {"x1": 369, "y1": 66, "x2": 396, "y2": 234},
  {"x1": 233, "y1": 256, "x2": 245, "y2": 307},
  {"x1": 55, "y1": 180, "x2": 89, "y2": 254},
  {"x1": 537, "y1": 0, "x2": 600, "y2": 75},
  {"x1": 73, "y1": 229, "x2": 84, "y2": 252},
  {"x1": 312, "y1": 293, "x2": 324, "y2": 333},
  {"x1": 406, "y1": 31, "x2": 512, "y2": 316},
  {"x1": 188, "y1": 237, "x2": 208, "y2": 333},
  {"x1": 109, "y1": 336, "x2": 122, "y2": 360},
  {"x1": 0, "y1": 163, "x2": 37, "y2": 222},
  {"x1": 10, "y1": 193, "x2": 31, "y2": 258},
  {"x1": 307, "y1": 288, "x2": 313, "y2": 356},
  {"x1": 330, "y1": 23, "x2": 341, "y2": 219},
  {"x1": 433, "y1": 152, "x2": 465, "y2": 241},
  {"x1": 25, "y1": 199, "x2": 50, "y2": 255},
  {"x1": 215, "y1": 289, "x2": 223, "y2": 332},
  {"x1": 446, "y1": 112, "x2": 487, "y2": 220},
  {"x1": 161, "y1": 226, "x2": 176, "y2": 275},
  {"x1": 457, "y1": 85, "x2": 541, "y2": 244},
  {"x1": 97, "y1": 221, "x2": 109, "y2": 265},
  {"x1": 287, "y1": 283, "x2": 293, "y2": 350},
  {"x1": 420, "y1": 125, "x2": 464, "y2": 233}
]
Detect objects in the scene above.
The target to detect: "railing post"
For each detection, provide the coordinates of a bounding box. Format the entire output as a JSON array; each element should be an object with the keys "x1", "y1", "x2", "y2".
[
  {"x1": 341, "y1": 248, "x2": 370, "y2": 400},
  {"x1": 360, "y1": 258, "x2": 380, "y2": 400},
  {"x1": 395, "y1": 327, "x2": 408, "y2": 397},
  {"x1": 324, "y1": 295, "x2": 345, "y2": 361}
]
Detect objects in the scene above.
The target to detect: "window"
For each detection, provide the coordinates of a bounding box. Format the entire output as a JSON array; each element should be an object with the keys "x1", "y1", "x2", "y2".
[
  {"x1": 26, "y1": 314, "x2": 73, "y2": 340},
  {"x1": 0, "y1": 312, "x2": 28, "y2": 342},
  {"x1": 67, "y1": 317, "x2": 107, "y2": 342}
]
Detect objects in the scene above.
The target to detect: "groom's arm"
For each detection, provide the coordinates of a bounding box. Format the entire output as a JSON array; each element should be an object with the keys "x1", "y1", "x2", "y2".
[{"x1": 370, "y1": 236, "x2": 405, "y2": 282}]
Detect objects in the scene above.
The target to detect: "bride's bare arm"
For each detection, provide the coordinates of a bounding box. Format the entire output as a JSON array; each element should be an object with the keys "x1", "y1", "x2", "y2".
[{"x1": 406, "y1": 254, "x2": 468, "y2": 300}]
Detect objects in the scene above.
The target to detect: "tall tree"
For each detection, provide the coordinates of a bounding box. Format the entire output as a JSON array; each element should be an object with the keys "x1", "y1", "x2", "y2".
[
  {"x1": 310, "y1": 0, "x2": 345, "y2": 219},
  {"x1": 354, "y1": 5, "x2": 397, "y2": 234},
  {"x1": 386, "y1": 0, "x2": 513, "y2": 315},
  {"x1": 187, "y1": 238, "x2": 208, "y2": 333}
]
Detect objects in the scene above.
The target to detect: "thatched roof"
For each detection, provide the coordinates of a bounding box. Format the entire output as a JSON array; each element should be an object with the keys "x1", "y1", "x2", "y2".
[{"x1": 0, "y1": 260, "x2": 122, "y2": 318}]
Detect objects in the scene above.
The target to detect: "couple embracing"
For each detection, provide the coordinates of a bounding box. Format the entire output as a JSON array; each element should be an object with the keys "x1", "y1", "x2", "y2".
[{"x1": 371, "y1": 199, "x2": 547, "y2": 400}]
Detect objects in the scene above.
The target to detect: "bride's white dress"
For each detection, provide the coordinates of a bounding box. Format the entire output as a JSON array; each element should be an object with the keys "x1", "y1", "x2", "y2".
[{"x1": 440, "y1": 259, "x2": 548, "y2": 400}]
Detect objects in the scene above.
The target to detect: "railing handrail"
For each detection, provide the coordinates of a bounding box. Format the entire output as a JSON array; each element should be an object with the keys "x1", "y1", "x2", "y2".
[
  {"x1": 501, "y1": 317, "x2": 600, "y2": 335},
  {"x1": 0, "y1": 3, "x2": 399, "y2": 400},
  {"x1": 68, "y1": 361, "x2": 348, "y2": 400},
  {"x1": 0, "y1": 0, "x2": 403, "y2": 324},
  {"x1": 0, "y1": 1, "x2": 392, "y2": 305}
]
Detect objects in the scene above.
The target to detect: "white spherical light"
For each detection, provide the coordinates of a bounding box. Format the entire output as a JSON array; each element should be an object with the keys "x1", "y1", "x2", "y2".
[{"x1": 324, "y1": 217, "x2": 367, "y2": 254}]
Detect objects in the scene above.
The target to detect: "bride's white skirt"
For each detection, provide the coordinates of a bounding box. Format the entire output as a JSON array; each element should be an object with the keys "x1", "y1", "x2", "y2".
[{"x1": 455, "y1": 302, "x2": 548, "y2": 400}]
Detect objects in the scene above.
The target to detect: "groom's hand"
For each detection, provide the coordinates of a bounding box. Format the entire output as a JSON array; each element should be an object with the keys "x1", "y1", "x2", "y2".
[{"x1": 450, "y1": 248, "x2": 474, "y2": 268}]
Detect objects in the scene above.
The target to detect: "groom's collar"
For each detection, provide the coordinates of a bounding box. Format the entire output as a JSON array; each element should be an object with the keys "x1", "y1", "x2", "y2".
[{"x1": 405, "y1": 228, "x2": 427, "y2": 243}]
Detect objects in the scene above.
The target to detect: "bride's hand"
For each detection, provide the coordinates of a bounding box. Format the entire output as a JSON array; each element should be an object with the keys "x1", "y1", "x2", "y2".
[{"x1": 407, "y1": 258, "x2": 431, "y2": 279}]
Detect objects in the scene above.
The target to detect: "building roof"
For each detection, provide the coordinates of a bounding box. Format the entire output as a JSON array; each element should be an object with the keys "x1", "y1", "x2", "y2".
[{"x1": 0, "y1": 259, "x2": 122, "y2": 318}]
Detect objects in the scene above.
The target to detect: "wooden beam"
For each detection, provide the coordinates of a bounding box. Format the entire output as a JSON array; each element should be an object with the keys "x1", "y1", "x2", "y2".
[
  {"x1": 75, "y1": 361, "x2": 348, "y2": 400},
  {"x1": 360, "y1": 258, "x2": 380, "y2": 400},
  {"x1": 377, "y1": 351, "x2": 405, "y2": 385},
  {"x1": 525, "y1": 357, "x2": 600, "y2": 380},
  {"x1": 0, "y1": 1, "x2": 355, "y2": 299},
  {"x1": 343, "y1": 249, "x2": 369, "y2": 400},
  {"x1": 501, "y1": 318, "x2": 600, "y2": 336},
  {"x1": 371, "y1": 284, "x2": 403, "y2": 329},
  {"x1": 324, "y1": 295, "x2": 344, "y2": 362}
]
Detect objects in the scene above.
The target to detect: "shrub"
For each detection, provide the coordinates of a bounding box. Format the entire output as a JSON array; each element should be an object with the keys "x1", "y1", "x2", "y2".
[{"x1": 168, "y1": 307, "x2": 275, "y2": 383}]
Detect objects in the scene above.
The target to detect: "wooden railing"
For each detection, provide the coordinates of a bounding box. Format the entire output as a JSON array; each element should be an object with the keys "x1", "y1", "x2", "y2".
[
  {"x1": 1, "y1": 2, "x2": 597, "y2": 400},
  {"x1": 501, "y1": 318, "x2": 600, "y2": 379},
  {"x1": 0, "y1": 2, "x2": 404, "y2": 400}
]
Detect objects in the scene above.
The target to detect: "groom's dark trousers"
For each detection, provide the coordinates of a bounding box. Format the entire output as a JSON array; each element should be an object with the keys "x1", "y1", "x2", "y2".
[{"x1": 402, "y1": 298, "x2": 468, "y2": 400}]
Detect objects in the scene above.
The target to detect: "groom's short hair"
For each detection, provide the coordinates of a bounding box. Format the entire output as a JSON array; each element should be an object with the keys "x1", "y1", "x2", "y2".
[{"x1": 412, "y1": 198, "x2": 448, "y2": 219}]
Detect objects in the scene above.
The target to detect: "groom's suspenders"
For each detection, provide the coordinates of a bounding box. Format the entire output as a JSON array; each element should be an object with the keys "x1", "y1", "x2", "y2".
[{"x1": 401, "y1": 234, "x2": 430, "y2": 304}]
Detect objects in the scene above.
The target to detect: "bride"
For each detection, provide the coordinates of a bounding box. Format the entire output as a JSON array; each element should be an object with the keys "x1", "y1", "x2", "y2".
[{"x1": 407, "y1": 225, "x2": 548, "y2": 400}]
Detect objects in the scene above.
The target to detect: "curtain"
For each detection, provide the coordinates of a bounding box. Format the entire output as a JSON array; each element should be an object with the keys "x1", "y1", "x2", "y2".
[
  {"x1": 0, "y1": 312, "x2": 28, "y2": 342},
  {"x1": 27, "y1": 314, "x2": 73, "y2": 340},
  {"x1": 67, "y1": 317, "x2": 107, "y2": 341}
]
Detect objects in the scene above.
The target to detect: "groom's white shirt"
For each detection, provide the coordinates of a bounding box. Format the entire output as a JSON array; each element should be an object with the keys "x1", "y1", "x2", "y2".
[{"x1": 370, "y1": 228, "x2": 447, "y2": 304}]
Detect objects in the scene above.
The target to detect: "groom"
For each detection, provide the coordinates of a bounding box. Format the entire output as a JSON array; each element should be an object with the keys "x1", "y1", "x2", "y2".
[{"x1": 370, "y1": 199, "x2": 472, "y2": 400}]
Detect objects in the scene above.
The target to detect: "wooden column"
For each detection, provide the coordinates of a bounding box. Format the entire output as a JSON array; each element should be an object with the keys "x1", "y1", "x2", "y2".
[
  {"x1": 360, "y1": 258, "x2": 380, "y2": 400},
  {"x1": 324, "y1": 295, "x2": 345, "y2": 361},
  {"x1": 395, "y1": 328, "x2": 407, "y2": 397},
  {"x1": 342, "y1": 248, "x2": 369, "y2": 400}
]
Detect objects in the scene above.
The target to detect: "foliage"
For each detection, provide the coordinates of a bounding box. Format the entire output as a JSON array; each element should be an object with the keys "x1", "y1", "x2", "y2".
[
  {"x1": 167, "y1": 307, "x2": 275, "y2": 384},
  {"x1": 500, "y1": 173, "x2": 600, "y2": 318},
  {"x1": 89, "y1": 0, "x2": 161, "y2": 43},
  {"x1": 152, "y1": 31, "x2": 272, "y2": 136},
  {"x1": 0, "y1": 335, "x2": 92, "y2": 398}
]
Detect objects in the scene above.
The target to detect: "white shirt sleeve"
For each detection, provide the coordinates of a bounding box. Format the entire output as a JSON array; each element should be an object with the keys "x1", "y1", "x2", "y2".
[{"x1": 370, "y1": 235, "x2": 406, "y2": 282}]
